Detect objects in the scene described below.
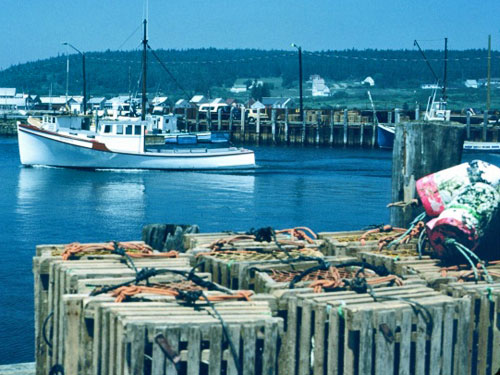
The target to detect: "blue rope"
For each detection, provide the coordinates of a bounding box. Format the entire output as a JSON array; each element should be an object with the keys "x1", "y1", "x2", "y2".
[
  {"x1": 387, "y1": 212, "x2": 427, "y2": 249},
  {"x1": 444, "y1": 239, "x2": 493, "y2": 283}
]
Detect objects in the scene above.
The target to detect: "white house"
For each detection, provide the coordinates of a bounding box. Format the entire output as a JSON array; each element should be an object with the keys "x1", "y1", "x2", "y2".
[
  {"x1": 230, "y1": 84, "x2": 247, "y2": 93},
  {"x1": 361, "y1": 76, "x2": 375, "y2": 87},
  {"x1": 465, "y1": 80, "x2": 478, "y2": 89},
  {"x1": 87, "y1": 97, "x2": 106, "y2": 111},
  {"x1": 311, "y1": 75, "x2": 331, "y2": 96},
  {"x1": 190, "y1": 95, "x2": 209, "y2": 106},
  {"x1": 174, "y1": 99, "x2": 192, "y2": 109}
]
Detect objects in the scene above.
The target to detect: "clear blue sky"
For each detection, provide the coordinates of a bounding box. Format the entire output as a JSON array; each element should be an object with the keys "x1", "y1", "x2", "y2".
[{"x1": 0, "y1": 0, "x2": 498, "y2": 69}]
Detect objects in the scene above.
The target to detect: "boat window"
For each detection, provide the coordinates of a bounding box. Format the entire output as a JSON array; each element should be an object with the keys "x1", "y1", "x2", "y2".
[
  {"x1": 134, "y1": 125, "x2": 141, "y2": 135},
  {"x1": 125, "y1": 125, "x2": 133, "y2": 135},
  {"x1": 116, "y1": 125, "x2": 123, "y2": 134},
  {"x1": 104, "y1": 125, "x2": 111, "y2": 133}
]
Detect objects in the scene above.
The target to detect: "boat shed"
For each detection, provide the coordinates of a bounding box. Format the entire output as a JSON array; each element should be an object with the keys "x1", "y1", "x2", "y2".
[
  {"x1": 87, "y1": 97, "x2": 106, "y2": 111},
  {"x1": 189, "y1": 95, "x2": 209, "y2": 107},
  {"x1": 151, "y1": 96, "x2": 171, "y2": 114},
  {"x1": 261, "y1": 97, "x2": 294, "y2": 109}
]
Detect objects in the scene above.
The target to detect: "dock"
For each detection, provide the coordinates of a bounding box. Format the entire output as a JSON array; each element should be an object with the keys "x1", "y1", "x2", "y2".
[{"x1": 29, "y1": 226, "x2": 499, "y2": 375}]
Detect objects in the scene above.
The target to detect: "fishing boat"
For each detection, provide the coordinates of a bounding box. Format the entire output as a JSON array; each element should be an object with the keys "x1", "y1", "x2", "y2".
[
  {"x1": 17, "y1": 115, "x2": 255, "y2": 169},
  {"x1": 375, "y1": 94, "x2": 500, "y2": 153},
  {"x1": 17, "y1": 17, "x2": 256, "y2": 170}
]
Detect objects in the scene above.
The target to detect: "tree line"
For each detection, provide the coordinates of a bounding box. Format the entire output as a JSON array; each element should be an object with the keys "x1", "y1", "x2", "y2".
[{"x1": 0, "y1": 48, "x2": 497, "y2": 99}]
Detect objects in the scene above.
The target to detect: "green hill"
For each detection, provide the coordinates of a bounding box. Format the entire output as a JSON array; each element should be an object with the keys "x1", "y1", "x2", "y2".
[{"x1": 0, "y1": 48, "x2": 497, "y2": 99}]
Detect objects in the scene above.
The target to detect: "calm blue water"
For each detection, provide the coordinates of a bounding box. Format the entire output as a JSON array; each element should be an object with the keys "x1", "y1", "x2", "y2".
[{"x1": 1, "y1": 135, "x2": 499, "y2": 364}]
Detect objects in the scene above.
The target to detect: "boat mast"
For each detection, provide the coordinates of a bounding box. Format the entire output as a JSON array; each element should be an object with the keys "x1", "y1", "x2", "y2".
[
  {"x1": 443, "y1": 37, "x2": 448, "y2": 101},
  {"x1": 141, "y1": 19, "x2": 147, "y2": 121}
]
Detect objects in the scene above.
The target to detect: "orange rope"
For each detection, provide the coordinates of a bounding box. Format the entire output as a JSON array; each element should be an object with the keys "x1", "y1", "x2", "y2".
[
  {"x1": 110, "y1": 284, "x2": 253, "y2": 303},
  {"x1": 358, "y1": 225, "x2": 405, "y2": 246},
  {"x1": 61, "y1": 241, "x2": 178, "y2": 260}
]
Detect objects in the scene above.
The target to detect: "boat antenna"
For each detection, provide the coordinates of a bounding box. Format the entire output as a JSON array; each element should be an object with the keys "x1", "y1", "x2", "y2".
[
  {"x1": 141, "y1": 18, "x2": 147, "y2": 121},
  {"x1": 414, "y1": 40, "x2": 440, "y2": 85}
]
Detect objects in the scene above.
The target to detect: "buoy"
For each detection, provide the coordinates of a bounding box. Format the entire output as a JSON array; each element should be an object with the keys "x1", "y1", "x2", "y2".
[
  {"x1": 426, "y1": 182, "x2": 500, "y2": 258},
  {"x1": 416, "y1": 160, "x2": 500, "y2": 217}
]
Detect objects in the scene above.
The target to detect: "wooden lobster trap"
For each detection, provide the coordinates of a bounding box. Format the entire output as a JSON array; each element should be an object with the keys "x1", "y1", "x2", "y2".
[
  {"x1": 318, "y1": 228, "x2": 419, "y2": 257},
  {"x1": 33, "y1": 242, "x2": 190, "y2": 375},
  {"x1": 439, "y1": 281, "x2": 500, "y2": 375},
  {"x1": 253, "y1": 261, "x2": 425, "y2": 312},
  {"x1": 184, "y1": 228, "x2": 324, "y2": 254},
  {"x1": 280, "y1": 286, "x2": 470, "y2": 375},
  {"x1": 193, "y1": 248, "x2": 325, "y2": 290},
  {"x1": 63, "y1": 296, "x2": 282, "y2": 375},
  {"x1": 397, "y1": 259, "x2": 500, "y2": 288}
]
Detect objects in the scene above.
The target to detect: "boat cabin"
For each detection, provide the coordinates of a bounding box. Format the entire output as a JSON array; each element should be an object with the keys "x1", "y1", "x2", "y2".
[
  {"x1": 97, "y1": 121, "x2": 147, "y2": 153},
  {"x1": 41, "y1": 115, "x2": 90, "y2": 131}
]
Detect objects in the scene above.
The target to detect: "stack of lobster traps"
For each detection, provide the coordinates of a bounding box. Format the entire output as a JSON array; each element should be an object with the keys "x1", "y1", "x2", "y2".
[{"x1": 32, "y1": 224, "x2": 500, "y2": 374}]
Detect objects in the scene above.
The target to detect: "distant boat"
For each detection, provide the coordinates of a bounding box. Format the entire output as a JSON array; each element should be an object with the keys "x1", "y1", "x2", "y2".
[
  {"x1": 376, "y1": 124, "x2": 395, "y2": 149},
  {"x1": 463, "y1": 141, "x2": 500, "y2": 152},
  {"x1": 17, "y1": 115, "x2": 255, "y2": 170}
]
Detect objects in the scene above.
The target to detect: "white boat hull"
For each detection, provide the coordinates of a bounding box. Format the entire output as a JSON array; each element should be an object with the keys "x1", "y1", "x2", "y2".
[{"x1": 18, "y1": 124, "x2": 255, "y2": 170}]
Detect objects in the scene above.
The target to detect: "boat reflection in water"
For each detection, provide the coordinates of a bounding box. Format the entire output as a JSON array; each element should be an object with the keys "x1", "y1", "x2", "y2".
[{"x1": 16, "y1": 166, "x2": 256, "y2": 239}]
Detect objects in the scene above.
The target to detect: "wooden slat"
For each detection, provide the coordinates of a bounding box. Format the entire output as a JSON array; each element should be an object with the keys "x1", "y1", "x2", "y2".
[
  {"x1": 242, "y1": 324, "x2": 256, "y2": 375},
  {"x1": 374, "y1": 310, "x2": 395, "y2": 375},
  {"x1": 187, "y1": 326, "x2": 201, "y2": 375},
  {"x1": 226, "y1": 325, "x2": 241, "y2": 375},
  {"x1": 208, "y1": 325, "x2": 222, "y2": 375}
]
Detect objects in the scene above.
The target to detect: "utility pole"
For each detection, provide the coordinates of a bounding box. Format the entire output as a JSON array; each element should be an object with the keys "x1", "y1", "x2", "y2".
[
  {"x1": 141, "y1": 19, "x2": 148, "y2": 121},
  {"x1": 487, "y1": 34, "x2": 491, "y2": 112},
  {"x1": 62, "y1": 42, "x2": 86, "y2": 114},
  {"x1": 443, "y1": 37, "x2": 448, "y2": 100},
  {"x1": 292, "y1": 43, "x2": 304, "y2": 121}
]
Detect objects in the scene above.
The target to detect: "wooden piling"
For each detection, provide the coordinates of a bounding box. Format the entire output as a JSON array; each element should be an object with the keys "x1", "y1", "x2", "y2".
[
  {"x1": 284, "y1": 108, "x2": 289, "y2": 144},
  {"x1": 240, "y1": 108, "x2": 246, "y2": 141},
  {"x1": 329, "y1": 111, "x2": 334, "y2": 146},
  {"x1": 217, "y1": 108, "x2": 222, "y2": 131},
  {"x1": 343, "y1": 109, "x2": 348, "y2": 146},
  {"x1": 390, "y1": 121, "x2": 466, "y2": 228},
  {"x1": 315, "y1": 116, "x2": 320, "y2": 145},
  {"x1": 195, "y1": 108, "x2": 200, "y2": 132},
  {"x1": 229, "y1": 107, "x2": 234, "y2": 136},
  {"x1": 272, "y1": 109, "x2": 276, "y2": 144},
  {"x1": 483, "y1": 111, "x2": 488, "y2": 141},
  {"x1": 466, "y1": 111, "x2": 471, "y2": 139},
  {"x1": 256, "y1": 109, "x2": 261, "y2": 144},
  {"x1": 301, "y1": 116, "x2": 306, "y2": 144}
]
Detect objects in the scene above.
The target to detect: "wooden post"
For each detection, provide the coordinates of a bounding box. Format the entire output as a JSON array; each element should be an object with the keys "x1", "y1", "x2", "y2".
[
  {"x1": 284, "y1": 107, "x2": 289, "y2": 143},
  {"x1": 271, "y1": 109, "x2": 276, "y2": 144},
  {"x1": 415, "y1": 104, "x2": 420, "y2": 121},
  {"x1": 395, "y1": 108, "x2": 400, "y2": 124},
  {"x1": 240, "y1": 107, "x2": 246, "y2": 140},
  {"x1": 329, "y1": 110, "x2": 334, "y2": 146},
  {"x1": 483, "y1": 111, "x2": 488, "y2": 141},
  {"x1": 195, "y1": 108, "x2": 200, "y2": 132},
  {"x1": 301, "y1": 112, "x2": 306, "y2": 144},
  {"x1": 316, "y1": 115, "x2": 320, "y2": 145},
  {"x1": 183, "y1": 107, "x2": 188, "y2": 122},
  {"x1": 388, "y1": 111, "x2": 392, "y2": 124},
  {"x1": 360, "y1": 122, "x2": 364, "y2": 147},
  {"x1": 217, "y1": 107, "x2": 222, "y2": 131},
  {"x1": 466, "y1": 111, "x2": 471, "y2": 140},
  {"x1": 229, "y1": 107, "x2": 234, "y2": 136},
  {"x1": 206, "y1": 108, "x2": 211, "y2": 131},
  {"x1": 256, "y1": 108, "x2": 261, "y2": 144},
  {"x1": 390, "y1": 121, "x2": 466, "y2": 227},
  {"x1": 343, "y1": 109, "x2": 348, "y2": 146}
]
